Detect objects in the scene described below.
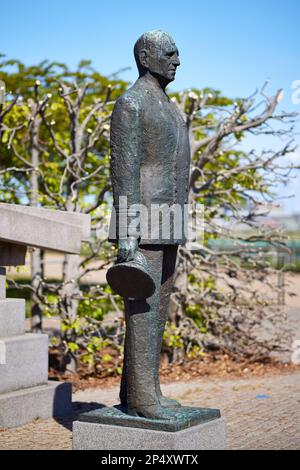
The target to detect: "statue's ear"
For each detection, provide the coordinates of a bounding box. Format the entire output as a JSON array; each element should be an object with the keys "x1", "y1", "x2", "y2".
[{"x1": 139, "y1": 49, "x2": 149, "y2": 69}]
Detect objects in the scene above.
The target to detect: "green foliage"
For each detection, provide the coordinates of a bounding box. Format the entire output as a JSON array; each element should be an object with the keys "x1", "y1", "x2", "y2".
[{"x1": 0, "y1": 54, "x2": 128, "y2": 206}]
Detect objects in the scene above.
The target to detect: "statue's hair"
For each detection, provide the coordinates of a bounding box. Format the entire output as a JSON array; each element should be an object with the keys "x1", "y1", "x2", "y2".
[{"x1": 134, "y1": 30, "x2": 175, "y2": 75}]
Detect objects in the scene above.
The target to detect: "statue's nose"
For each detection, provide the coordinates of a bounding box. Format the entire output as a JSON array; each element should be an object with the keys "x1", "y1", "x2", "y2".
[{"x1": 174, "y1": 55, "x2": 180, "y2": 66}]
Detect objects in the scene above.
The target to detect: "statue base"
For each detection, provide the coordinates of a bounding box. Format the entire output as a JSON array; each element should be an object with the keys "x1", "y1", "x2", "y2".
[{"x1": 72, "y1": 405, "x2": 226, "y2": 450}]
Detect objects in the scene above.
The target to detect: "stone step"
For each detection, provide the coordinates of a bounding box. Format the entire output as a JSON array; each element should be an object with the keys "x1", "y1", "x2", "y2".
[
  {"x1": 0, "y1": 333, "x2": 48, "y2": 394},
  {"x1": 0, "y1": 299, "x2": 25, "y2": 338},
  {"x1": 0, "y1": 267, "x2": 6, "y2": 298},
  {"x1": 0, "y1": 380, "x2": 72, "y2": 428}
]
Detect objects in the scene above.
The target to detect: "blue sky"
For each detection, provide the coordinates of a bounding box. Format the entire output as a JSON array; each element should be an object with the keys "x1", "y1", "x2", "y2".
[{"x1": 1, "y1": 0, "x2": 299, "y2": 212}]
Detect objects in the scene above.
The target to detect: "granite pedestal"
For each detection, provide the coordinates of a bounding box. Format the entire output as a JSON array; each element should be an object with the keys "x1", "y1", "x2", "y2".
[{"x1": 73, "y1": 406, "x2": 226, "y2": 450}]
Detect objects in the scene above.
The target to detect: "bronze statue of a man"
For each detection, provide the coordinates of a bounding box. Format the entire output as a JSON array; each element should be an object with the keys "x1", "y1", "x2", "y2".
[{"x1": 108, "y1": 30, "x2": 190, "y2": 420}]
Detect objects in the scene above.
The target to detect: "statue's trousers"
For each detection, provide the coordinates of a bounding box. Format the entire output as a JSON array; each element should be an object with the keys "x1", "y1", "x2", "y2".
[{"x1": 120, "y1": 244, "x2": 178, "y2": 408}]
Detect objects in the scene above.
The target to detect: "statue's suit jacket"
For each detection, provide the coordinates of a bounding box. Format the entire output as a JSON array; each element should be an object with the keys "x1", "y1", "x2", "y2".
[{"x1": 108, "y1": 75, "x2": 191, "y2": 245}]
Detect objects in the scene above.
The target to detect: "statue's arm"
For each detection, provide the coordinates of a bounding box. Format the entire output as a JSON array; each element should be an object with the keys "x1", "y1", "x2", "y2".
[{"x1": 110, "y1": 96, "x2": 141, "y2": 261}]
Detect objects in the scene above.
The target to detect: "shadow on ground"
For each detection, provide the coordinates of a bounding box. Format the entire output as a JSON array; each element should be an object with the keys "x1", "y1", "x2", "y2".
[{"x1": 54, "y1": 402, "x2": 106, "y2": 432}]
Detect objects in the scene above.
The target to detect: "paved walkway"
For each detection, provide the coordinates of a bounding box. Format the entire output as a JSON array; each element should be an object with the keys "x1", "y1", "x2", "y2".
[{"x1": 0, "y1": 371, "x2": 299, "y2": 450}]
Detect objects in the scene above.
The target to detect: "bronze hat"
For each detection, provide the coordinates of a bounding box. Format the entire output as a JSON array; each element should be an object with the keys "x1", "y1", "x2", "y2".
[{"x1": 106, "y1": 251, "x2": 156, "y2": 300}]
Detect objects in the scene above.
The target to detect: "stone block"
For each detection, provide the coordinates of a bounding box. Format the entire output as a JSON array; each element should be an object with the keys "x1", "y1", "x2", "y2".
[
  {"x1": 73, "y1": 417, "x2": 226, "y2": 450},
  {"x1": 2, "y1": 204, "x2": 91, "y2": 239},
  {"x1": 0, "y1": 333, "x2": 48, "y2": 394},
  {"x1": 0, "y1": 203, "x2": 90, "y2": 254},
  {"x1": 0, "y1": 381, "x2": 72, "y2": 429},
  {"x1": 0, "y1": 299, "x2": 25, "y2": 338}
]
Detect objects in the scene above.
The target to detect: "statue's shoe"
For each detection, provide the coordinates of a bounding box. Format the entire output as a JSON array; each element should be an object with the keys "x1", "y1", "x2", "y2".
[
  {"x1": 159, "y1": 395, "x2": 181, "y2": 408},
  {"x1": 127, "y1": 404, "x2": 176, "y2": 421}
]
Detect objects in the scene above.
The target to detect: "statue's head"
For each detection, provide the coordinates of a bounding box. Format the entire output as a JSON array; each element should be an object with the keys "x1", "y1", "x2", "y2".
[{"x1": 134, "y1": 30, "x2": 180, "y2": 84}]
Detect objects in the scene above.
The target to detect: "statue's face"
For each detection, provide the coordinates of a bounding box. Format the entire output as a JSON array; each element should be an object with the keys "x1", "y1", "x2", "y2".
[{"x1": 144, "y1": 37, "x2": 180, "y2": 83}]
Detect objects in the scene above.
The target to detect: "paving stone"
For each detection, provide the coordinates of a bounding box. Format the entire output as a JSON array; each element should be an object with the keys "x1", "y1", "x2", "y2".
[{"x1": 0, "y1": 372, "x2": 299, "y2": 450}]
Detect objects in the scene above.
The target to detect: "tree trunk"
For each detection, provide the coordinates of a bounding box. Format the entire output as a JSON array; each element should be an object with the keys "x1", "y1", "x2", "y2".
[
  {"x1": 30, "y1": 248, "x2": 43, "y2": 332},
  {"x1": 60, "y1": 252, "x2": 81, "y2": 373},
  {"x1": 29, "y1": 112, "x2": 43, "y2": 332}
]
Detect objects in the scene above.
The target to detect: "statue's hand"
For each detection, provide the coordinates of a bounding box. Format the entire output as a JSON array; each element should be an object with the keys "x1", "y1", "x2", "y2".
[{"x1": 117, "y1": 237, "x2": 139, "y2": 263}]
